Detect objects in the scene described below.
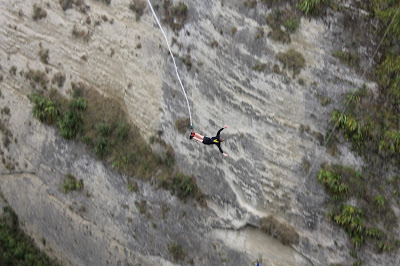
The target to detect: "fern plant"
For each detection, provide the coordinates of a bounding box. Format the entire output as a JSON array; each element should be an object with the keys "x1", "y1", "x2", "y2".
[
  {"x1": 30, "y1": 94, "x2": 59, "y2": 124},
  {"x1": 318, "y1": 168, "x2": 349, "y2": 200}
]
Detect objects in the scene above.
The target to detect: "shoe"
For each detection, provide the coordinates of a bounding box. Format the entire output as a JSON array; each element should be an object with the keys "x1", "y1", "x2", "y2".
[{"x1": 190, "y1": 132, "x2": 195, "y2": 139}]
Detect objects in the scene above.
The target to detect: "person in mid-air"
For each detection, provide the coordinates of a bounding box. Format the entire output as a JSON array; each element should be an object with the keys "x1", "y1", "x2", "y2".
[{"x1": 190, "y1": 126, "x2": 228, "y2": 156}]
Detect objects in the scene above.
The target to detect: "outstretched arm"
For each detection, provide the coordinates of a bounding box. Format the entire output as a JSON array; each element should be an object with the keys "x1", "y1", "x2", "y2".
[
  {"x1": 216, "y1": 126, "x2": 228, "y2": 137},
  {"x1": 217, "y1": 143, "x2": 228, "y2": 156}
]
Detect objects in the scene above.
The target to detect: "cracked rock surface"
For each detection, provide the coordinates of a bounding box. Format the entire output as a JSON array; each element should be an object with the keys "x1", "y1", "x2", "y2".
[{"x1": 0, "y1": 0, "x2": 399, "y2": 265}]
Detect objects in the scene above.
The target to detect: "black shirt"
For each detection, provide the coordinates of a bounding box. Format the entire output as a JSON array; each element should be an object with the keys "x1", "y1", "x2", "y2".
[{"x1": 202, "y1": 128, "x2": 224, "y2": 153}]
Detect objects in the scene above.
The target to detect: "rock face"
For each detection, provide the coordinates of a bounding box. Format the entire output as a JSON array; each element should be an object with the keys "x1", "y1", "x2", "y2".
[{"x1": 0, "y1": 0, "x2": 399, "y2": 265}]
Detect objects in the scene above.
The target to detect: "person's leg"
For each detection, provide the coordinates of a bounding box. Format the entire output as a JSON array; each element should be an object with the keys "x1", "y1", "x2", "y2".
[
  {"x1": 194, "y1": 133, "x2": 203, "y2": 139},
  {"x1": 193, "y1": 136, "x2": 203, "y2": 143}
]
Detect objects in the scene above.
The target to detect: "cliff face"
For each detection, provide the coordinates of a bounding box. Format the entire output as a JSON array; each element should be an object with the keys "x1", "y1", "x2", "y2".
[{"x1": 0, "y1": 0, "x2": 398, "y2": 265}]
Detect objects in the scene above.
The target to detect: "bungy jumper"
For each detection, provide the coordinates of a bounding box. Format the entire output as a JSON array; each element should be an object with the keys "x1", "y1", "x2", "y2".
[{"x1": 146, "y1": 0, "x2": 228, "y2": 157}]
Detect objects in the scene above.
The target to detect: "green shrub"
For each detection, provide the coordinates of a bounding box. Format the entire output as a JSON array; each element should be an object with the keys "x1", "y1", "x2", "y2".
[
  {"x1": 333, "y1": 204, "x2": 365, "y2": 248},
  {"x1": 378, "y1": 241, "x2": 393, "y2": 252},
  {"x1": 331, "y1": 110, "x2": 364, "y2": 150},
  {"x1": 259, "y1": 215, "x2": 300, "y2": 245},
  {"x1": 94, "y1": 137, "x2": 110, "y2": 158},
  {"x1": 297, "y1": 0, "x2": 324, "y2": 15},
  {"x1": 52, "y1": 72, "x2": 66, "y2": 88},
  {"x1": 373, "y1": 1, "x2": 400, "y2": 41},
  {"x1": 0, "y1": 207, "x2": 57, "y2": 265},
  {"x1": 276, "y1": 49, "x2": 305, "y2": 76},
  {"x1": 380, "y1": 130, "x2": 400, "y2": 154},
  {"x1": 318, "y1": 168, "x2": 349, "y2": 200},
  {"x1": 172, "y1": 173, "x2": 196, "y2": 199},
  {"x1": 374, "y1": 195, "x2": 385, "y2": 209},
  {"x1": 58, "y1": 110, "x2": 83, "y2": 139},
  {"x1": 168, "y1": 242, "x2": 186, "y2": 262},
  {"x1": 284, "y1": 18, "x2": 300, "y2": 33},
  {"x1": 32, "y1": 4, "x2": 47, "y2": 21},
  {"x1": 62, "y1": 174, "x2": 83, "y2": 193},
  {"x1": 96, "y1": 122, "x2": 112, "y2": 137},
  {"x1": 376, "y1": 54, "x2": 400, "y2": 103},
  {"x1": 116, "y1": 121, "x2": 130, "y2": 140},
  {"x1": 365, "y1": 228, "x2": 382, "y2": 239},
  {"x1": 30, "y1": 94, "x2": 60, "y2": 124}
]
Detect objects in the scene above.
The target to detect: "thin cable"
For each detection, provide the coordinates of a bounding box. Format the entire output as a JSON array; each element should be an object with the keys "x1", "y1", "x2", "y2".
[
  {"x1": 298, "y1": 5, "x2": 400, "y2": 196},
  {"x1": 146, "y1": 0, "x2": 193, "y2": 129}
]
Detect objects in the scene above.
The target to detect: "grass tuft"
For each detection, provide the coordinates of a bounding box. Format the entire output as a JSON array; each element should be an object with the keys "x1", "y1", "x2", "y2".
[
  {"x1": 168, "y1": 242, "x2": 186, "y2": 262},
  {"x1": 62, "y1": 174, "x2": 84, "y2": 193},
  {"x1": 52, "y1": 72, "x2": 66, "y2": 88},
  {"x1": 276, "y1": 49, "x2": 305, "y2": 77}
]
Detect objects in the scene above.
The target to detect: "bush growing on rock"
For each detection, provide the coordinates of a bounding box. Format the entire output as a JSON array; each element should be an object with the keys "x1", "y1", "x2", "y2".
[
  {"x1": 163, "y1": 1, "x2": 189, "y2": 32},
  {"x1": 168, "y1": 242, "x2": 186, "y2": 262},
  {"x1": 52, "y1": 72, "x2": 66, "y2": 88},
  {"x1": 129, "y1": 0, "x2": 146, "y2": 21},
  {"x1": 175, "y1": 117, "x2": 190, "y2": 134},
  {"x1": 333, "y1": 49, "x2": 359, "y2": 68},
  {"x1": 25, "y1": 69, "x2": 48, "y2": 89},
  {"x1": 32, "y1": 4, "x2": 47, "y2": 21},
  {"x1": 58, "y1": 110, "x2": 83, "y2": 139},
  {"x1": 296, "y1": 0, "x2": 323, "y2": 15},
  {"x1": 0, "y1": 206, "x2": 57, "y2": 264},
  {"x1": 259, "y1": 215, "x2": 299, "y2": 245},
  {"x1": 30, "y1": 94, "x2": 60, "y2": 124}
]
